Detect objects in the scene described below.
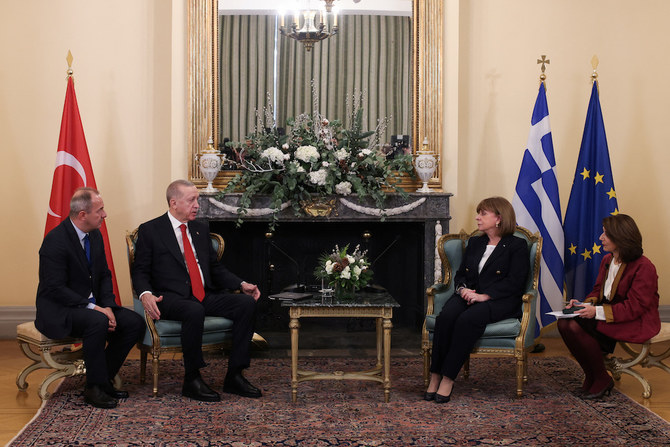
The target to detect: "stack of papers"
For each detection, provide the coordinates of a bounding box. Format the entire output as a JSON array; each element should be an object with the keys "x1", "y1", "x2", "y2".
[{"x1": 269, "y1": 292, "x2": 312, "y2": 301}]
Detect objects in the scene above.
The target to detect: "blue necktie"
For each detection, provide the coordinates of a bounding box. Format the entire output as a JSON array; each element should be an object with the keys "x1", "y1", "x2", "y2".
[
  {"x1": 83, "y1": 234, "x2": 92, "y2": 268},
  {"x1": 83, "y1": 235, "x2": 95, "y2": 305}
]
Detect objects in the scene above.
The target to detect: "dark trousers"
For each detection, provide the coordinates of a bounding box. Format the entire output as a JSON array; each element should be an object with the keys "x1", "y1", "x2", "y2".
[
  {"x1": 69, "y1": 307, "x2": 145, "y2": 386},
  {"x1": 557, "y1": 318, "x2": 613, "y2": 392},
  {"x1": 159, "y1": 292, "x2": 256, "y2": 377},
  {"x1": 430, "y1": 295, "x2": 492, "y2": 380}
]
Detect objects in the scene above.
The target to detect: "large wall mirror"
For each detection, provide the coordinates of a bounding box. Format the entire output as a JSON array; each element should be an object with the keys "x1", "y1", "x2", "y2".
[{"x1": 188, "y1": 0, "x2": 442, "y2": 191}]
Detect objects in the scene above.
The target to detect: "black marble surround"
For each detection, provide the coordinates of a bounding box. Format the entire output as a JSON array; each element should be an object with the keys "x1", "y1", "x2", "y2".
[{"x1": 197, "y1": 192, "x2": 451, "y2": 329}]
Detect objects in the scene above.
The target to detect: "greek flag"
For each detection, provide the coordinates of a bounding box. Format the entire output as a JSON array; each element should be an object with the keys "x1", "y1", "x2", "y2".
[
  {"x1": 564, "y1": 81, "x2": 619, "y2": 300},
  {"x1": 512, "y1": 82, "x2": 564, "y2": 332}
]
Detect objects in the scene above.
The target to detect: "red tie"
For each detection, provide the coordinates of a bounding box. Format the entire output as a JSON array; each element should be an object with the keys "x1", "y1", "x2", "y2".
[{"x1": 180, "y1": 224, "x2": 205, "y2": 301}]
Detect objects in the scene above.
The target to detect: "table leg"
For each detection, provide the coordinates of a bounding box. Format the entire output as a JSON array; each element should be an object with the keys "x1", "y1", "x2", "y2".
[
  {"x1": 383, "y1": 317, "x2": 393, "y2": 403},
  {"x1": 289, "y1": 317, "x2": 300, "y2": 403},
  {"x1": 376, "y1": 317, "x2": 382, "y2": 369}
]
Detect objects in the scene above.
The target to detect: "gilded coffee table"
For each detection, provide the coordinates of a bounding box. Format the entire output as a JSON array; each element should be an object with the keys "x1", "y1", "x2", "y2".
[{"x1": 280, "y1": 292, "x2": 399, "y2": 403}]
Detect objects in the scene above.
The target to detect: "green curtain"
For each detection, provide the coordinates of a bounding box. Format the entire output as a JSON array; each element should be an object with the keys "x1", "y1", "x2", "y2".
[
  {"x1": 220, "y1": 14, "x2": 411, "y2": 144},
  {"x1": 219, "y1": 15, "x2": 277, "y2": 143},
  {"x1": 278, "y1": 15, "x2": 411, "y2": 142}
]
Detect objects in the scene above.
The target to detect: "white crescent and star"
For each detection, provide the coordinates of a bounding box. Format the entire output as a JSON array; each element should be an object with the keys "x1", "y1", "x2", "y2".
[{"x1": 47, "y1": 150, "x2": 87, "y2": 218}]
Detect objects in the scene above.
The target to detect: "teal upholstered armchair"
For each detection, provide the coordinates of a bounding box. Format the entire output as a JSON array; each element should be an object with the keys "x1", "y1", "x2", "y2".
[
  {"x1": 126, "y1": 229, "x2": 234, "y2": 397},
  {"x1": 421, "y1": 226, "x2": 542, "y2": 397}
]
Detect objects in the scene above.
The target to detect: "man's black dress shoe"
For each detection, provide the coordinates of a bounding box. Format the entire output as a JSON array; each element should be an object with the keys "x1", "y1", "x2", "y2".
[
  {"x1": 84, "y1": 384, "x2": 118, "y2": 409},
  {"x1": 182, "y1": 377, "x2": 221, "y2": 402},
  {"x1": 103, "y1": 382, "x2": 129, "y2": 399},
  {"x1": 223, "y1": 372, "x2": 262, "y2": 398}
]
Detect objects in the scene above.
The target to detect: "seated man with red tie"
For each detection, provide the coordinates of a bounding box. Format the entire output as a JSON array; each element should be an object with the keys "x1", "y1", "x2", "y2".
[
  {"x1": 132, "y1": 179, "x2": 262, "y2": 402},
  {"x1": 35, "y1": 187, "x2": 144, "y2": 409}
]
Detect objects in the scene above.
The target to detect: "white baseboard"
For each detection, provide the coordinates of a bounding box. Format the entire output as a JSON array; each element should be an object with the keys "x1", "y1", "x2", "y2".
[
  {"x1": 662, "y1": 305, "x2": 670, "y2": 323},
  {"x1": 0, "y1": 306, "x2": 37, "y2": 339},
  {"x1": 2, "y1": 305, "x2": 670, "y2": 340}
]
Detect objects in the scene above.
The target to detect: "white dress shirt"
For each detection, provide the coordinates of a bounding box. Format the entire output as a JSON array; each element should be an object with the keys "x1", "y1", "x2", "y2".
[{"x1": 595, "y1": 261, "x2": 621, "y2": 321}]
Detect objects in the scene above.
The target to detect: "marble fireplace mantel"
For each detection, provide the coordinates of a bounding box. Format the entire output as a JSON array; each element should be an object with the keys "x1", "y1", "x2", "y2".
[
  {"x1": 198, "y1": 192, "x2": 451, "y2": 223},
  {"x1": 197, "y1": 192, "x2": 452, "y2": 308}
]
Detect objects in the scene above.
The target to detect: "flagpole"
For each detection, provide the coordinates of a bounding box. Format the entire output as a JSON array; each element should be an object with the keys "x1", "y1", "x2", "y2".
[
  {"x1": 66, "y1": 50, "x2": 74, "y2": 78},
  {"x1": 591, "y1": 54, "x2": 599, "y2": 90},
  {"x1": 537, "y1": 54, "x2": 550, "y2": 87}
]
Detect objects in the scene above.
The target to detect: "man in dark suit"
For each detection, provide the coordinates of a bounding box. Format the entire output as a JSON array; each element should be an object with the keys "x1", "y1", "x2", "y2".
[
  {"x1": 132, "y1": 179, "x2": 261, "y2": 402},
  {"x1": 36, "y1": 188, "x2": 144, "y2": 409}
]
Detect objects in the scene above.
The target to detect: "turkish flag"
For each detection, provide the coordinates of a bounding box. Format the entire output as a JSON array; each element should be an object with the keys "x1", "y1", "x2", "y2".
[{"x1": 45, "y1": 76, "x2": 121, "y2": 305}]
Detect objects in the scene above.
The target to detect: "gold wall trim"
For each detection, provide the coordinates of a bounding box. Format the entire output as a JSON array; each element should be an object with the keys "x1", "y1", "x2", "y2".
[
  {"x1": 412, "y1": 0, "x2": 443, "y2": 190},
  {"x1": 189, "y1": 0, "x2": 443, "y2": 191},
  {"x1": 188, "y1": 0, "x2": 217, "y2": 182}
]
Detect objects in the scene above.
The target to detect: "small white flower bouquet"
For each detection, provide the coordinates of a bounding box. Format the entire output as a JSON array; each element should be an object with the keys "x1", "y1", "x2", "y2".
[{"x1": 314, "y1": 244, "x2": 374, "y2": 298}]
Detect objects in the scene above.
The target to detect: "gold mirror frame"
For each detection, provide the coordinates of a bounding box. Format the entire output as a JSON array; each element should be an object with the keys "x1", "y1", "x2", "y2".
[{"x1": 188, "y1": 0, "x2": 442, "y2": 191}]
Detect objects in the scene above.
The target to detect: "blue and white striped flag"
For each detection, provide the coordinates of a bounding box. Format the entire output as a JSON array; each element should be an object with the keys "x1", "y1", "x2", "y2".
[{"x1": 512, "y1": 82, "x2": 564, "y2": 332}]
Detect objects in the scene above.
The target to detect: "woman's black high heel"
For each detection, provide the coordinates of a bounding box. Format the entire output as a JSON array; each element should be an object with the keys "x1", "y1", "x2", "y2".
[
  {"x1": 423, "y1": 391, "x2": 436, "y2": 401},
  {"x1": 583, "y1": 379, "x2": 614, "y2": 400},
  {"x1": 434, "y1": 384, "x2": 454, "y2": 404}
]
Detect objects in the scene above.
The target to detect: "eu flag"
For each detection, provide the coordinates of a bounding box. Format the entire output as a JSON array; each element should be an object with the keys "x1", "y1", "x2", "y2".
[
  {"x1": 513, "y1": 82, "x2": 564, "y2": 331},
  {"x1": 564, "y1": 81, "x2": 619, "y2": 300}
]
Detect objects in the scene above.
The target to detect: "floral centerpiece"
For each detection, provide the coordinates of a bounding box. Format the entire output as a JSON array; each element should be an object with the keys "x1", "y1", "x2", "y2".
[
  {"x1": 314, "y1": 244, "x2": 373, "y2": 299},
  {"x1": 220, "y1": 90, "x2": 414, "y2": 230}
]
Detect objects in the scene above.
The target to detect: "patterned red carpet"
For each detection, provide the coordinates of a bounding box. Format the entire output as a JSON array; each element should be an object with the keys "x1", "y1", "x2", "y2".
[{"x1": 9, "y1": 356, "x2": 670, "y2": 446}]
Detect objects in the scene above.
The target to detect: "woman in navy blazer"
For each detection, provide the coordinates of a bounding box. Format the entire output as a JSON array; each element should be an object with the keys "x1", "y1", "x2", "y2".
[
  {"x1": 559, "y1": 214, "x2": 660, "y2": 399},
  {"x1": 426, "y1": 197, "x2": 530, "y2": 403}
]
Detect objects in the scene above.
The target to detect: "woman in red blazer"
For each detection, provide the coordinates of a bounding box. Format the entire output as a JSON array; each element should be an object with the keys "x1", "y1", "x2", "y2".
[{"x1": 559, "y1": 214, "x2": 660, "y2": 399}]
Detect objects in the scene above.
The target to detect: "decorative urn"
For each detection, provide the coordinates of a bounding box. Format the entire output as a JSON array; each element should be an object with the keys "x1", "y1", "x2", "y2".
[
  {"x1": 414, "y1": 137, "x2": 438, "y2": 193},
  {"x1": 199, "y1": 138, "x2": 224, "y2": 193}
]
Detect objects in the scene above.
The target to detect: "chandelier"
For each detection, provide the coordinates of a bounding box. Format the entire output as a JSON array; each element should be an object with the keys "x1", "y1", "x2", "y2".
[{"x1": 279, "y1": 0, "x2": 339, "y2": 51}]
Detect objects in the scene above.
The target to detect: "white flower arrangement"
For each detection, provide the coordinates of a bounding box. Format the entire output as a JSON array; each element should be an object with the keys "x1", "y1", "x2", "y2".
[
  {"x1": 314, "y1": 244, "x2": 374, "y2": 296},
  {"x1": 222, "y1": 89, "x2": 415, "y2": 230}
]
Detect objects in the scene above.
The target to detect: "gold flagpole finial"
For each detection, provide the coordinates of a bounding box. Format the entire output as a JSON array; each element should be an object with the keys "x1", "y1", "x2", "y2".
[
  {"x1": 66, "y1": 50, "x2": 74, "y2": 77},
  {"x1": 591, "y1": 54, "x2": 599, "y2": 82},
  {"x1": 537, "y1": 54, "x2": 550, "y2": 83}
]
